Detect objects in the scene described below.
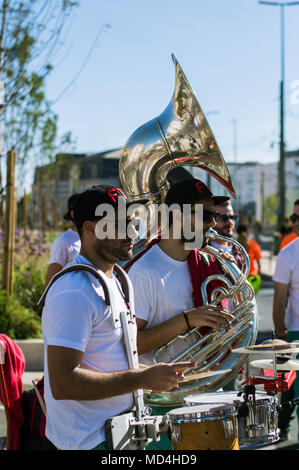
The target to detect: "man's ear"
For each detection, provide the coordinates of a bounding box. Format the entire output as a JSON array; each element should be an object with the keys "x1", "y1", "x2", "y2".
[{"x1": 82, "y1": 220, "x2": 96, "y2": 238}]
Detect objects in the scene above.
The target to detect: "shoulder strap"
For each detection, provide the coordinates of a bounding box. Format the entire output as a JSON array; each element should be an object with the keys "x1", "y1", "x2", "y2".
[
  {"x1": 38, "y1": 264, "x2": 111, "y2": 307},
  {"x1": 38, "y1": 263, "x2": 132, "y2": 307},
  {"x1": 38, "y1": 263, "x2": 134, "y2": 328}
]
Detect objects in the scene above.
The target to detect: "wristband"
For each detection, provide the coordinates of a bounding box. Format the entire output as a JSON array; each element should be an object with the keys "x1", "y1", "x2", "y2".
[
  {"x1": 183, "y1": 311, "x2": 192, "y2": 331},
  {"x1": 276, "y1": 334, "x2": 287, "y2": 340}
]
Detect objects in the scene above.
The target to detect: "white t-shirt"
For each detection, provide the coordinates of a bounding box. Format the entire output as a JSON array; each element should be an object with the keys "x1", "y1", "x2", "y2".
[
  {"x1": 273, "y1": 237, "x2": 299, "y2": 331},
  {"x1": 48, "y1": 229, "x2": 81, "y2": 267},
  {"x1": 42, "y1": 254, "x2": 135, "y2": 450},
  {"x1": 210, "y1": 240, "x2": 233, "y2": 254},
  {"x1": 128, "y1": 244, "x2": 195, "y2": 365}
]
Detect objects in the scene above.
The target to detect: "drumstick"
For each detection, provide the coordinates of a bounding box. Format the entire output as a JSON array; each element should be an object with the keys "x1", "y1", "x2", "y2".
[
  {"x1": 179, "y1": 369, "x2": 232, "y2": 382},
  {"x1": 143, "y1": 369, "x2": 232, "y2": 392}
]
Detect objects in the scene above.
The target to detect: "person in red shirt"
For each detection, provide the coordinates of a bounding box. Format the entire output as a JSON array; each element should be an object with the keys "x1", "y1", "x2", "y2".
[
  {"x1": 280, "y1": 199, "x2": 299, "y2": 251},
  {"x1": 237, "y1": 224, "x2": 262, "y2": 294}
]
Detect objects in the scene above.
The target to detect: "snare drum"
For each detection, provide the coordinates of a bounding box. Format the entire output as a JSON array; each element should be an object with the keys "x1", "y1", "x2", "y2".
[
  {"x1": 184, "y1": 391, "x2": 279, "y2": 448},
  {"x1": 166, "y1": 403, "x2": 239, "y2": 450}
]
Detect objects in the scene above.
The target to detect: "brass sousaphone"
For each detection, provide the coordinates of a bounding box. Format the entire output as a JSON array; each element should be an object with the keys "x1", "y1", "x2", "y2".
[
  {"x1": 119, "y1": 53, "x2": 235, "y2": 205},
  {"x1": 119, "y1": 54, "x2": 258, "y2": 406}
]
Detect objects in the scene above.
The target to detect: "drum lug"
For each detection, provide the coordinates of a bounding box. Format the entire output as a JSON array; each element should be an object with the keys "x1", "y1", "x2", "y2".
[
  {"x1": 223, "y1": 418, "x2": 235, "y2": 439},
  {"x1": 247, "y1": 424, "x2": 265, "y2": 432},
  {"x1": 171, "y1": 423, "x2": 182, "y2": 444}
]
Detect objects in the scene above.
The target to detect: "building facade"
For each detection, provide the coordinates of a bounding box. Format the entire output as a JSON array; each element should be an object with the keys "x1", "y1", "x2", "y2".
[
  {"x1": 192, "y1": 149, "x2": 299, "y2": 225},
  {"x1": 31, "y1": 146, "x2": 299, "y2": 229},
  {"x1": 31, "y1": 148, "x2": 122, "y2": 228}
]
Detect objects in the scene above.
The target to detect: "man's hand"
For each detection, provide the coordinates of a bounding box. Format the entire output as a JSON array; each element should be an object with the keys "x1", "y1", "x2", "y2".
[
  {"x1": 140, "y1": 362, "x2": 196, "y2": 392},
  {"x1": 218, "y1": 249, "x2": 236, "y2": 265},
  {"x1": 186, "y1": 305, "x2": 234, "y2": 331}
]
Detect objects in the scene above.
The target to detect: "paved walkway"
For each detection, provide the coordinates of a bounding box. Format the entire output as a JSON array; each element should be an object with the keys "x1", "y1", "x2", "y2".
[
  {"x1": 23, "y1": 371, "x2": 44, "y2": 388},
  {"x1": 260, "y1": 249, "x2": 276, "y2": 279}
]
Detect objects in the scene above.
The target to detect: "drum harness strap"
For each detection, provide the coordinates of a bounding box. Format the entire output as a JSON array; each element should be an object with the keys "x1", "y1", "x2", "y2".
[{"x1": 38, "y1": 263, "x2": 165, "y2": 450}]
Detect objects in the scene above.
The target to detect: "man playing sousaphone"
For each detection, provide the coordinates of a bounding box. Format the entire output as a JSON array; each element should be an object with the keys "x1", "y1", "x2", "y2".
[
  {"x1": 127, "y1": 179, "x2": 235, "y2": 449},
  {"x1": 119, "y1": 54, "x2": 257, "y2": 450}
]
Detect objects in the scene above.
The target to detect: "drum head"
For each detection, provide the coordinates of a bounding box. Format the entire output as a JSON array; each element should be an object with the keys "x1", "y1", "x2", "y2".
[
  {"x1": 167, "y1": 403, "x2": 236, "y2": 422},
  {"x1": 184, "y1": 392, "x2": 240, "y2": 407},
  {"x1": 184, "y1": 391, "x2": 275, "y2": 407}
]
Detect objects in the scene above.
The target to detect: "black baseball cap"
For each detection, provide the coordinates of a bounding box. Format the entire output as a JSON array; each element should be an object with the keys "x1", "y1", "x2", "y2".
[
  {"x1": 165, "y1": 179, "x2": 230, "y2": 207},
  {"x1": 73, "y1": 184, "x2": 148, "y2": 230},
  {"x1": 64, "y1": 193, "x2": 81, "y2": 221}
]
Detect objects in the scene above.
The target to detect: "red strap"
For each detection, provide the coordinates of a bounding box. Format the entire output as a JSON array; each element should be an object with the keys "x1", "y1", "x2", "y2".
[{"x1": 187, "y1": 249, "x2": 228, "y2": 335}]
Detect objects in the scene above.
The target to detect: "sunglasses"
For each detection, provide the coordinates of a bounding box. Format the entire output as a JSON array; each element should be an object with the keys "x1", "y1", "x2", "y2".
[
  {"x1": 219, "y1": 214, "x2": 238, "y2": 223},
  {"x1": 290, "y1": 213, "x2": 299, "y2": 223}
]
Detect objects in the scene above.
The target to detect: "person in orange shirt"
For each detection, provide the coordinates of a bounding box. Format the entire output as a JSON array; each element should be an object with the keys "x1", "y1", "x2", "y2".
[
  {"x1": 280, "y1": 199, "x2": 299, "y2": 250},
  {"x1": 237, "y1": 224, "x2": 262, "y2": 294}
]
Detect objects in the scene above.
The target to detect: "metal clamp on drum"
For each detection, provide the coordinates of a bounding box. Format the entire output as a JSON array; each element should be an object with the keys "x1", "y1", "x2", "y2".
[{"x1": 105, "y1": 412, "x2": 168, "y2": 451}]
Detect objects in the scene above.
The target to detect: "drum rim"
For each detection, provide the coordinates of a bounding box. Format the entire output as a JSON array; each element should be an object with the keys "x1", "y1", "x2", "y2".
[
  {"x1": 184, "y1": 391, "x2": 277, "y2": 407},
  {"x1": 167, "y1": 403, "x2": 237, "y2": 421}
]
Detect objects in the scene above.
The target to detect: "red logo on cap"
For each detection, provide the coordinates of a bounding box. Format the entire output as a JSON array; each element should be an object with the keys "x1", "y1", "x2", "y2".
[
  {"x1": 195, "y1": 182, "x2": 207, "y2": 194},
  {"x1": 107, "y1": 187, "x2": 127, "y2": 203}
]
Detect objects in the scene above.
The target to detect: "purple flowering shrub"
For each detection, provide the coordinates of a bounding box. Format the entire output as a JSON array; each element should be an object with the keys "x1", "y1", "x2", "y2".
[{"x1": 0, "y1": 228, "x2": 54, "y2": 338}]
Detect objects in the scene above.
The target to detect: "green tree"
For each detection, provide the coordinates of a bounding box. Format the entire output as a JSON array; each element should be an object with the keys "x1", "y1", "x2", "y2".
[
  {"x1": 263, "y1": 194, "x2": 278, "y2": 227},
  {"x1": 0, "y1": 0, "x2": 78, "y2": 190}
]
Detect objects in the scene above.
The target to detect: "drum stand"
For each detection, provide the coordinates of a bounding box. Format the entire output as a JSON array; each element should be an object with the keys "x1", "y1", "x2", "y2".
[
  {"x1": 236, "y1": 351, "x2": 298, "y2": 447},
  {"x1": 236, "y1": 384, "x2": 258, "y2": 419},
  {"x1": 244, "y1": 352, "x2": 296, "y2": 394}
]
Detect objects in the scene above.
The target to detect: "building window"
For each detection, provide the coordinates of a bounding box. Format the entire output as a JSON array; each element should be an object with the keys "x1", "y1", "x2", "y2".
[
  {"x1": 247, "y1": 173, "x2": 253, "y2": 184},
  {"x1": 59, "y1": 164, "x2": 70, "y2": 180},
  {"x1": 246, "y1": 189, "x2": 254, "y2": 201},
  {"x1": 97, "y1": 159, "x2": 119, "y2": 179},
  {"x1": 81, "y1": 163, "x2": 93, "y2": 179}
]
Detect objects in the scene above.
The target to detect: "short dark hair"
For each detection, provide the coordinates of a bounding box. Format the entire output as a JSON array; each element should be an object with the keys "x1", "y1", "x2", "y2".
[
  {"x1": 63, "y1": 193, "x2": 81, "y2": 221},
  {"x1": 237, "y1": 224, "x2": 248, "y2": 235}
]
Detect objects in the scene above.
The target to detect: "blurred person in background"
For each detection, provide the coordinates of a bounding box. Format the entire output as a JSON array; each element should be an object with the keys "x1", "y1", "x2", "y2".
[
  {"x1": 209, "y1": 199, "x2": 243, "y2": 269},
  {"x1": 280, "y1": 200, "x2": 299, "y2": 251},
  {"x1": 237, "y1": 224, "x2": 262, "y2": 295},
  {"x1": 45, "y1": 193, "x2": 81, "y2": 286},
  {"x1": 273, "y1": 224, "x2": 299, "y2": 441}
]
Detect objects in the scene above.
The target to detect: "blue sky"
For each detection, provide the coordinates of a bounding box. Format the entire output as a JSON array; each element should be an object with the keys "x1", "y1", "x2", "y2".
[{"x1": 45, "y1": 0, "x2": 299, "y2": 168}]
